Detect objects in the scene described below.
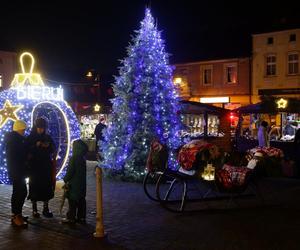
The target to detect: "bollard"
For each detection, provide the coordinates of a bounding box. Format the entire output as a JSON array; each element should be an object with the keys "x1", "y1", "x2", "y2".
[{"x1": 94, "y1": 167, "x2": 105, "y2": 238}]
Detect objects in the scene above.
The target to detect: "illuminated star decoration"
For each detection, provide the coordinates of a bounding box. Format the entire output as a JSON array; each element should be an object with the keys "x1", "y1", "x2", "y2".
[
  {"x1": 277, "y1": 98, "x2": 288, "y2": 109},
  {"x1": 94, "y1": 104, "x2": 101, "y2": 112},
  {"x1": 0, "y1": 52, "x2": 81, "y2": 184},
  {"x1": 0, "y1": 100, "x2": 23, "y2": 127}
]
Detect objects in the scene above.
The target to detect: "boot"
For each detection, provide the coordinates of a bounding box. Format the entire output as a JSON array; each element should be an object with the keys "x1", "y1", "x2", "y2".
[
  {"x1": 76, "y1": 218, "x2": 86, "y2": 225},
  {"x1": 42, "y1": 201, "x2": 53, "y2": 218},
  {"x1": 61, "y1": 217, "x2": 76, "y2": 224},
  {"x1": 11, "y1": 214, "x2": 28, "y2": 228},
  {"x1": 32, "y1": 201, "x2": 40, "y2": 218}
]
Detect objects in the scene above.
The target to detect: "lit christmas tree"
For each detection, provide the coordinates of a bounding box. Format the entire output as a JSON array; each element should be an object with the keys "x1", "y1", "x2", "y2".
[{"x1": 101, "y1": 8, "x2": 182, "y2": 181}]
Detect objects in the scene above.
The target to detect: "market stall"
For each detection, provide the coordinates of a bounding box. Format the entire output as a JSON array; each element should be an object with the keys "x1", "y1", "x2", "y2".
[
  {"x1": 79, "y1": 113, "x2": 109, "y2": 152},
  {"x1": 180, "y1": 101, "x2": 231, "y2": 152},
  {"x1": 233, "y1": 97, "x2": 300, "y2": 159}
]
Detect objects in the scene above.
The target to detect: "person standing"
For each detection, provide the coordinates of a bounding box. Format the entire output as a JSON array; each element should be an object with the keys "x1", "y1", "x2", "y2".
[
  {"x1": 62, "y1": 139, "x2": 88, "y2": 224},
  {"x1": 258, "y1": 121, "x2": 270, "y2": 147},
  {"x1": 94, "y1": 117, "x2": 107, "y2": 159},
  {"x1": 294, "y1": 124, "x2": 300, "y2": 177},
  {"x1": 26, "y1": 117, "x2": 56, "y2": 218},
  {"x1": 4, "y1": 120, "x2": 28, "y2": 228}
]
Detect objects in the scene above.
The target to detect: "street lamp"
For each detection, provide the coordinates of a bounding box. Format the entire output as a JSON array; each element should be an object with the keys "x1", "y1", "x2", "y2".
[{"x1": 86, "y1": 71, "x2": 93, "y2": 78}]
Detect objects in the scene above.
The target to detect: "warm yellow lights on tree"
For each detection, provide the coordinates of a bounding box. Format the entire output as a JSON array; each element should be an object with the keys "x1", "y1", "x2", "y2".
[
  {"x1": 277, "y1": 98, "x2": 288, "y2": 109},
  {"x1": 0, "y1": 100, "x2": 23, "y2": 127},
  {"x1": 11, "y1": 52, "x2": 44, "y2": 87}
]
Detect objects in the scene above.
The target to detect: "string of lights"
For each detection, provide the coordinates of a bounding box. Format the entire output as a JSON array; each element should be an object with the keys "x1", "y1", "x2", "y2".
[
  {"x1": 0, "y1": 52, "x2": 81, "y2": 184},
  {"x1": 101, "y1": 8, "x2": 182, "y2": 181}
]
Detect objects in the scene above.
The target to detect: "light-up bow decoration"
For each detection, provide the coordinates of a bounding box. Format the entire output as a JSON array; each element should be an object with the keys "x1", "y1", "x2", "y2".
[{"x1": 11, "y1": 52, "x2": 44, "y2": 87}]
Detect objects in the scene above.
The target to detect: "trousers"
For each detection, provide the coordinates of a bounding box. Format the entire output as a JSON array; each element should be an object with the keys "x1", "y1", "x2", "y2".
[
  {"x1": 67, "y1": 198, "x2": 86, "y2": 220},
  {"x1": 11, "y1": 177, "x2": 27, "y2": 215}
]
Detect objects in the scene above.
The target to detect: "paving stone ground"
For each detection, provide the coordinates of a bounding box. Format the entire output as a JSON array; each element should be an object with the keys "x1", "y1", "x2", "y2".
[{"x1": 0, "y1": 161, "x2": 300, "y2": 250}]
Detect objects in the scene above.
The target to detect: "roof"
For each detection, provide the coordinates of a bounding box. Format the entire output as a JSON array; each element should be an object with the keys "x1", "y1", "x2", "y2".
[
  {"x1": 233, "y1": 99, "x2": 300, "y2": 114},
  {"x1": 252, "y1": 28, "x2": 300, "y2": 37},
  {"x1": 180, "y1": 100, "x2": 228, "y2": 114}
]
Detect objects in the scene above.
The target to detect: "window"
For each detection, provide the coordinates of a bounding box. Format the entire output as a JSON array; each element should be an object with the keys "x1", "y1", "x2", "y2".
[
  {"x1": 0, "y1": 75, "x2": 2, "y2": 87},
  {"x1": 225, "y1": 65, "x2": 237, "y2": 83},
  {"x1": 288, "y1": 52, "x2": 299, "y2": 74},
  {"x1": 266, "y1": 54, "x2": 276, "y2": 76},
  {"x1": 289, "y1": 34, "x2": 296, "y2": 42},
  {"x1": 201, "y1": 65, "x2": 213, "y2": 86},
  {"x1": 267, "y1": 37, "x2": 274, "y2": 45},
  {"x1": 183, "y1": 114, "x2": 205, "y2": 137},
  {"x1": 207, "y1": 115, "x2": 220, "y2": 136},
  {"x1": 203, "y1": 68, "x2": 212, "y2": 85}
]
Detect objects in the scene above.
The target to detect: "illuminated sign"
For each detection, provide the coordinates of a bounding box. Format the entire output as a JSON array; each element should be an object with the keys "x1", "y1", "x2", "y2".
[
  {"x1": 277, "y1": 98, "x2": 288, "y2": 109},
  {"x1": 9, "y1": 52, "x2": 64, "y2": 101},
  {"x1": 200, "y1": 97, "x2": 230, "y2": 103},
  {"x1": 15, "y1": 85, "x2": 64, "y2": 101},
  {"x1": 11, "y1": 52, "x2": 44, "y2": 87}
]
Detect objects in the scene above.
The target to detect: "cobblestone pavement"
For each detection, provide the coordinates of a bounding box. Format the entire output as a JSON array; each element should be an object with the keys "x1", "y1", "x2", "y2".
[{"x1": 0, "y1": 161, "x2": 300, "y2": 250}]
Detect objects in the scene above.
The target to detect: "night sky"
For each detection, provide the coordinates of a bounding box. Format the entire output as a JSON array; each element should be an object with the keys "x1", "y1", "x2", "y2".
[{"x1": 0, "y1": 0, "x2": 299, "y2": 83}]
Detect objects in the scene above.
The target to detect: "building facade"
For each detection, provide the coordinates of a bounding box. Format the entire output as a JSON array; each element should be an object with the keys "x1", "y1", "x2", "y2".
[
  {"x1": 252, "y1": 29, "x2": 300, "y2": 103},
  {"x1": 0, "y1": 51, "x2": 17, "y2": 90},
  {"x1": 173, "y1": 57, "x2": 251, "y2": 109}
]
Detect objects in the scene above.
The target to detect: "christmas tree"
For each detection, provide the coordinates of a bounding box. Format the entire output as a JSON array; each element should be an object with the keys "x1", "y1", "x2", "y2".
[{"x1": 101, "y1": 8, "x2": 182, "y2": 181}]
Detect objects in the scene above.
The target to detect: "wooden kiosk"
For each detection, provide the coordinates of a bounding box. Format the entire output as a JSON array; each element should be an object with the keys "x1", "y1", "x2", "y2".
[
  {"x1": 233, "y1": 97, "x2": 300, "y2": 158},
  {"x1": 180, "y1": 100, "x2": 231, "y2": 152}
]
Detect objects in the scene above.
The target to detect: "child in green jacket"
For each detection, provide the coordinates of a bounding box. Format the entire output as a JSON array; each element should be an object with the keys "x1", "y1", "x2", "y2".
[{"x1": 62, "y1": 139, "x2": 88, "y2": 224}]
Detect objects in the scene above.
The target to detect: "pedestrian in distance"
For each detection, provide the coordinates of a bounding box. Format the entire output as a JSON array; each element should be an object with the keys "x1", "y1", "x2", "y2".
[
  {"x1": 4, "y1": 120, "x2": 28, "y2": 228},
  {"x1": 258, "y1": 120, "x2": 270, "y2": 147},
  {"x1": 294, "y1": 123, "x2": 300, "y2": 177},
  {"x1": 62, "y1": 139, "x2": 88, "y2": 224},
  {"x1": 26, "y1": 117, "x2": 56, "y2": 218},
  {"x1": 94, "y1": 116, "x2": 107, "y2": 160}
]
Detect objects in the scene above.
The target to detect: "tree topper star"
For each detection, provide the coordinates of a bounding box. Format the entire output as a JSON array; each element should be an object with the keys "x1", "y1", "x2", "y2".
[
  {"x1": 277, "y1": 98, "x2": 288, "y2": 109},
  {"x1": 0, "y1": 100, "x2": 23, "y2": 127}
]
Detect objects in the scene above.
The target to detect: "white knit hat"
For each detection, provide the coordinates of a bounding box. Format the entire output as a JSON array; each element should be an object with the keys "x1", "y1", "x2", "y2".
[{"x1": 13, "y1": 120, "x2": 26, "y2": 131}]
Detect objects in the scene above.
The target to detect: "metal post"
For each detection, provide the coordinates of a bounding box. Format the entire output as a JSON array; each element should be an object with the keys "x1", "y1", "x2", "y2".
[{"x1": 94, "y1": 167, "x2": 105, "y2": 238}]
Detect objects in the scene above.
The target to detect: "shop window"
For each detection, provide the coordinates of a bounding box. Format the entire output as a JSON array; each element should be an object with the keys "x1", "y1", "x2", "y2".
[
  {"x1": 267, "y1": 37, "x2": 274, "y2": 45},
  {"x1": 288, "y1": 52, "x2": 299, "y2": 75},
  {"x1": 224, "y1": 64, "x2": 237, "y2": 84},
  {"x1": 289, "y1": 34, "x2": 296, "y2": 42},
  {"x1": 182, "y1": 114, "x2": 205, "y2": 137},
  {"x1": 207, "y1": 115, "x2": 220, "y2": 136},
  {"x1": 266, "y1": 54, "x2": 276, "y2": 76}
]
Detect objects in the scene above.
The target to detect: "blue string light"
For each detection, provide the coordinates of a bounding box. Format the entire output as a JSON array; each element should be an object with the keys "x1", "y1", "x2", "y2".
[
  {"x1": 101, "y1": 8, "x2": 182, "y2": 181},
  {"x1": 0, "y1": 87, "x2": 81, "y2": 184}
]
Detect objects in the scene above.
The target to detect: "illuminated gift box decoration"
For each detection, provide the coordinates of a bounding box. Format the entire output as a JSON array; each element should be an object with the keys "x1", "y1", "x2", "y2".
[{"x1": 0, "y1": 52, "x2": 81, "y2": 184}]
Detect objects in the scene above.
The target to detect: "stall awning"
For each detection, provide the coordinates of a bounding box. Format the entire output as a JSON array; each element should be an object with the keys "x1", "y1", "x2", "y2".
[
  {"x1": 233, "y1": 98, "x2": 300, "y2": 114},
  {"x1": 180, "y1": 100, "x2": 228, "y2": 114}
]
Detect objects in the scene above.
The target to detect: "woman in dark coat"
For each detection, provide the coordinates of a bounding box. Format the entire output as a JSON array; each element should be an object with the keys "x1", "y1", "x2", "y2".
[
  {"x1": 62, "y1": 139, "x2": 88, "y2": 224},
  {"x1": 26, "y1": 117, "x2": 56, "y2": 218}
]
